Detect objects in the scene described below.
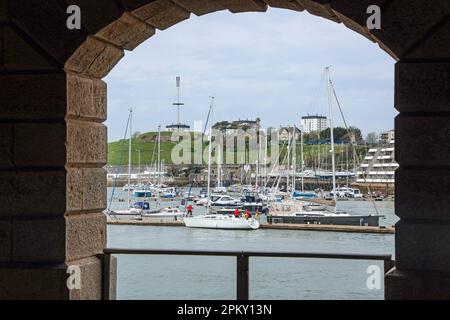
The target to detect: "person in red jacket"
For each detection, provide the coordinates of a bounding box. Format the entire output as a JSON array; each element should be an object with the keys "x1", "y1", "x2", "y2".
[
  {"x1": 234, "y1": 208, "x2": 241, "y2": 218},
  {"x1": 244, "y1": 209, "x2": 251, "y2": 220},
  {"x1": 187, "y1": 204, "x2": 193, "y2": 217}
]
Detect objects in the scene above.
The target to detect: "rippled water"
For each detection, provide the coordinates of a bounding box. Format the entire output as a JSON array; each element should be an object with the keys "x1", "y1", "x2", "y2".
[{"x1": 107, "y1": 187, "x2": 396, "y2": 300}]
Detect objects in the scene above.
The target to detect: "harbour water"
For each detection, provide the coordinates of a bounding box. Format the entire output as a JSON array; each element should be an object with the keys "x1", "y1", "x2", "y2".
[{"x1": 107, "y1": 188, "x2": 396, "y2": 300}]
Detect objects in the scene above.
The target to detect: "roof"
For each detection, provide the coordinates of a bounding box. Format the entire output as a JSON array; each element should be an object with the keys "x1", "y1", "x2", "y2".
[
  {"x1": 279, "y1": 126, "x2": 301, "y2": 133},
  {"x1": 233, "y1": 119, "x2": 259, "y2": 124},
  {"x1": 166, "y1": 123, "x2": 191, "y2": 129},
  {"x1": 301, "y1": 114, "x2": 327, "y2": 120}
]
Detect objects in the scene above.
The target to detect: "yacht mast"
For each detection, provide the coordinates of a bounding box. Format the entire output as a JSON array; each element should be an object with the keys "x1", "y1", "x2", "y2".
[
  {"x1": 217, "y1": 142, "x2": 221, "y2": 188},
  {"x1": 207, "y1": 97, "x2": 214, "y2": 214},
  {"x1": 326, "y1": 66, "x2": 337, "y2": 204},
  {"x1": 127, "y1": 108, "x2": 133, "y2": 207},
  {"x1": 157, "y1": 125, "x2": 161, "y2": 208},
  {"x1": 137, "y1": 148, "x2": 141, "y2": 186},
  {"x1": 300, "y1": 127, "x2": 304, "y2": 192},
  {"x1": 292, "y1": 126, "x2": 297, "y2": 196},
  {"x1": 264, "y1": 132, "x2": 268, "y2": 190},
  {"x1": 286, "y1": 130, "x2": 291, "y2": 192}
]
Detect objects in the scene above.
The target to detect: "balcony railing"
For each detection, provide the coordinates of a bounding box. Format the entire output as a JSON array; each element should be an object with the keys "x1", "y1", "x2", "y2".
[{"x1": 102, "y1": 248, "x2": 395, "y2": 300}]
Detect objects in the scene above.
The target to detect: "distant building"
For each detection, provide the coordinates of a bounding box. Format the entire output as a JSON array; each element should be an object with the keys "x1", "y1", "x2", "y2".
[
  {"x1": 379, "y1": 129, "x2": 395, "y2": 144},
  {"x1": 232, "y1": 119, "x2": 260, "y2": 131},
  {"x1": 301, "y1": 114, "x2": 328, "y2": 133},
  {"x1": 214, "y1": 118, "x2": 261, "y2": 134},
  {"x1": 356, "y1": 139, "x2": 397, "y2": 185}
]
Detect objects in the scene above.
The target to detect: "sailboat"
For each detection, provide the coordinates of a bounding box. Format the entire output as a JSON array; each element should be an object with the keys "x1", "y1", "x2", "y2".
[
  {"x1": 267, "y1": 67, "x2": 382, "y2": 226},
  {"x1": 212, "y1": 145, "x2": 227, "y2": 194},
  {"x1": 183, "y1": 97, "x2": 260, "y2": 230},
  {"x1": 109, "y1": 108, "x2": 149, "y2": 218}
]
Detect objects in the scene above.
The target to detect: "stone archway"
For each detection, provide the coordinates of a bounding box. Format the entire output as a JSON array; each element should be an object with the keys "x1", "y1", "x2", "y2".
[{"x1": 0, "y1": 0, "x2": 449, "y2": 299}]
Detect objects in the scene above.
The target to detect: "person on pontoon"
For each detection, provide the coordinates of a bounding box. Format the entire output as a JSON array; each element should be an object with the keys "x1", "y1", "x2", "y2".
[{"x1": 187, "y1": 204, "x2": 193, "y2": 217}]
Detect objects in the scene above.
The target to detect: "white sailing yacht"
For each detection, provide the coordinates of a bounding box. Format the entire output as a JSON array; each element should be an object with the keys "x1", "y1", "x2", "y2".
[
  {"x1": 109, "y1": 108, "x2": 147, "y2": 218},
  {"x1": 183, "y1": 97, "x2": 260, "y2": 230},
  {"x1": 267, "y1": 67, "x2": 382, "y2": 226}
]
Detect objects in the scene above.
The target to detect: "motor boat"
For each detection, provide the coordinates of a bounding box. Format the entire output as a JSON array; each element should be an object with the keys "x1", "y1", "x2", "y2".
[
  {"x1": 209, "y1": 195, "x2": 241, "y2": 207},
  {"x1": 159, "y1": 187, "x2": 178, "y2": 199},
  {"x1": 267, "y1": 201, "x2": 383, "y2": 226},
  {"x1": 196, "y1": 194, "x2": 241, "y2": 207},
  {"x1": 183, "y1": 214, "x2": 260, "y2": 230},
  {"x1": 330, "y1": 187, "x2": 363, "y2": 199},
  {"x1": 133, "y1": 189, "x2": 153, "y2": 198},
  {"x1": 240, "y1": 192, "x2": 268, "y2": 214},
  {"x1": 292, "y1": 191, "x2": 318, "y2": 200}
]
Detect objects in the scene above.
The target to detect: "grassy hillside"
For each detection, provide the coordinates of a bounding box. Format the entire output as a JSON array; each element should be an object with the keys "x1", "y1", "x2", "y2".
[
  {"x1": 108, "y1": 131, "x2": 368, "y2": 167},
  {"x1": 108, "y1": 131, "x2": 199, "y2": 166}
]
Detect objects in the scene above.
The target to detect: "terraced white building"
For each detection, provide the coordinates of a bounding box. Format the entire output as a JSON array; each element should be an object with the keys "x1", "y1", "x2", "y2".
[{"x1": 356, "y1": 139, "x2": 398, "y2": 184}]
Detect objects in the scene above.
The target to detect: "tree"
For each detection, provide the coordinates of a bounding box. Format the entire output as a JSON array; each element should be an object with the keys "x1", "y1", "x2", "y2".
[
  {"x1": 212, "y1": 121, "x2": 230, "y2": 131},
  {"x1": 347, "y1": 126, "x2": 363, "y2": 142},
  {"x1": 366, "y1": 132, "x2": 379, "y2": 144},
  {"x1": 302, "y1": 126, "x2": 363, "y2": 144},
  {"x1": 319, "y1": 127, "x2": 348, "y2": 142},
  {"x1": 131, "y1": 131, "x2": 141, "y2": 139}
]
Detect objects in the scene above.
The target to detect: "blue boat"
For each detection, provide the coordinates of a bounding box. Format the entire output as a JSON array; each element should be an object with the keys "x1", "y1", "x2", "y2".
[
  {"x1": 133, "y1": 190, "x2": 153, "y2": 198},
  {"x1": 133, "y1": 202, "x2": 151, "y2": 210},
  {"x1": 292, "y1": 191, "x2": 317, "y2": 199}
]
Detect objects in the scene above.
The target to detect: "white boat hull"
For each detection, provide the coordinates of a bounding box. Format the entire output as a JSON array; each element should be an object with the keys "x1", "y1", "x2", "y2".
[
  {"x1": 183, "y1": 215, "x2": 260, "y2": 230},
  {"x1": 107, "y1": 209, "x2": 142, "y2": 219}
]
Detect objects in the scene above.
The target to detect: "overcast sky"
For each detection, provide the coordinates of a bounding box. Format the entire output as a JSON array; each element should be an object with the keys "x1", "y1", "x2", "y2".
[{"x1": 105, "y1": 8, "x2": 396, "y2": 142}]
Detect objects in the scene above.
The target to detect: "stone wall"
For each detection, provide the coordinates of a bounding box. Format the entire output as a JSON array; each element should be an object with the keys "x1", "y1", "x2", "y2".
[{"x1": 0, "y1": 0, "x2": 449, "y2": 299}]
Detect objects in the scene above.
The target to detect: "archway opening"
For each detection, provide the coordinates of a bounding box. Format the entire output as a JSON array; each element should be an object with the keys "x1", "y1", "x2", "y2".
[{"x1": 103, "y1": 7, "x2": 396, "y2": 299}]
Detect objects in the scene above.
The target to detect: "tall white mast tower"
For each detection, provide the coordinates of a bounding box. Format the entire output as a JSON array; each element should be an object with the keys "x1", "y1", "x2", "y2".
[{"x1": 173, "y1": 76, "x2": 185, "y2": 126}]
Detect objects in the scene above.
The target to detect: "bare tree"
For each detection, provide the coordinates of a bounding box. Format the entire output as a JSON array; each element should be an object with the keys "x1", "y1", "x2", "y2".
[{"x1": 365, "y1": 132, "x2": 378, "y2": 145}]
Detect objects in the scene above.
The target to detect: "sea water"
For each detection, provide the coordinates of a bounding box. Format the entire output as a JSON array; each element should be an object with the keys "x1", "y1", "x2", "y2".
[{"x1": 107, "y1": 188, "x2": 396, "y2": 300}]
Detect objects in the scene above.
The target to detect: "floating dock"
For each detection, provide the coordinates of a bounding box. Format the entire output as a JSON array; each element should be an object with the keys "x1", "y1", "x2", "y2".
[
  {"x1": 107, "y1": 218, "x2": 184, "y2": 227},
  {"x1": 107, "y1": 218, "x2": 394, "y2": 234},
  {"x1": 260, "y1": 223, "x2": 394, "y2": 234}
]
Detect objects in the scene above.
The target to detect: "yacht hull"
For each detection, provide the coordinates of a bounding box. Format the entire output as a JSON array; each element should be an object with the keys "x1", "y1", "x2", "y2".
[
  {"x1": 267, "y1": 214, "x2": 381, "y2": 226},
  {"x1": 184, "y1": 216, "x2": 260, "y2": 230}
]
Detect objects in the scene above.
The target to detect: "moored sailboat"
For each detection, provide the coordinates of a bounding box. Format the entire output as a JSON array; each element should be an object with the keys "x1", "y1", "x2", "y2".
[{"x1": 182, "y1": 97, "x2": 260, "y2": 230}]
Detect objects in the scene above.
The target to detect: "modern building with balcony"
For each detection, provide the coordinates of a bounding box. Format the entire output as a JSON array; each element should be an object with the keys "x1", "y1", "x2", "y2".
[{"x1": 354, "y1": 139, "x2": 398, "y2": 193}]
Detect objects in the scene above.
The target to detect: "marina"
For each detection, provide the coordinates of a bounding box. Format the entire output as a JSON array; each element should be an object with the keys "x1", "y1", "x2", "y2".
[
  {"x1": 107, "y1": 218, "x2": 394, "y2": 234},
  {"x1": 102, "y1": 68, "x2": 399, "y2": 299},
  {"x1": 2, "y1": 1, "x2": 447, "y2": 303},
  {"x1": 107, "y1": 187, "x2": 397, "y2": 230}
]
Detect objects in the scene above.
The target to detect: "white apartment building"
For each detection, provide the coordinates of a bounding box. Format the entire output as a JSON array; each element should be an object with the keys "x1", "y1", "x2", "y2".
[
  {"x1": 301, "y1": 114, "x2": 329, "y2": 133},
  {"x1": 356, "y1": 139, "x2": 398, "y2": 184},
  {"x1": 379, "y1": 129, "x2": 395, "y2": 145}
]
